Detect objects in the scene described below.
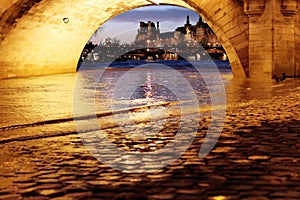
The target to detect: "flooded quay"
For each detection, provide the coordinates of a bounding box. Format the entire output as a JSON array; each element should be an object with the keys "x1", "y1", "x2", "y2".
[{"x1": 0, "y1": 61, "x2": 299, "y2": 200}]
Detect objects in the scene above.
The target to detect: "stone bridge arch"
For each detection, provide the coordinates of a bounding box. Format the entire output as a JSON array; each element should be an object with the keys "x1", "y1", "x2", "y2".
[{"x1": 0, "y1": 0, "x2": 252, "y2": 79}]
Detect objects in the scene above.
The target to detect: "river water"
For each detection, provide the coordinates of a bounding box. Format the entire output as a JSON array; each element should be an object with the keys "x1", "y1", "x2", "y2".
[{"x1": 0, "y1": 60, "x2": 298, "y2": 142}]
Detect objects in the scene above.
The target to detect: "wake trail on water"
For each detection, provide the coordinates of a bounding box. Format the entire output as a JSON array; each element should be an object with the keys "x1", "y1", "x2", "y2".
[
  {"x1": 0, "y1": 101, "x2": 198, "y2": 144},
  {"x1": 0, "y1": 102, "x2": 177, "y2": 131},
  {"x1": 0, "y1": 100, "x2": 222, "y2": 144}
]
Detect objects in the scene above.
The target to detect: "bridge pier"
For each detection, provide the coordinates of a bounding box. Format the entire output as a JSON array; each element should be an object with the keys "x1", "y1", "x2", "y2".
[{"x1": 246, "y1": 0, "x2": 299, "y2": 78}]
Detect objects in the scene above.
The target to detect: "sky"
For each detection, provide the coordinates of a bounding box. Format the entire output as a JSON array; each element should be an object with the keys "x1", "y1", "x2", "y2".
[{"x1": 89, "y1": 5, "x2": 201, "y2": 44}]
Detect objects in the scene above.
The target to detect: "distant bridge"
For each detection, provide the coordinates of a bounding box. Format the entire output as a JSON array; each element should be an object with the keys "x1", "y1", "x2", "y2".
[{"x1": 0, "y1": 0, "x2": 299, "y2": 79}]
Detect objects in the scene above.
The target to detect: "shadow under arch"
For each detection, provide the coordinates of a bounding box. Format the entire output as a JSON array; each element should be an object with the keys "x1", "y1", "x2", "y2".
[{"x1": 0, "y1": 0, "x2": 247, "y2": 79}]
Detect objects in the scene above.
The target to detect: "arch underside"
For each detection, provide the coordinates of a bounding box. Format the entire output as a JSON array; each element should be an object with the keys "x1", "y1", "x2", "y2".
[{"x1": 0, "y1": 0, "x2": 248, "y2": 79}]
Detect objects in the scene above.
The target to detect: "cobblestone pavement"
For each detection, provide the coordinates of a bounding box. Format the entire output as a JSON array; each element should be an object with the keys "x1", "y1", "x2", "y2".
[{"x1": 0, "y1": 79, "x2": 299, "y2": 200}]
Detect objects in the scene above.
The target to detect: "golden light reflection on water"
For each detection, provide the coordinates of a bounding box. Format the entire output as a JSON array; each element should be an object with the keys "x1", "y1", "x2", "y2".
[
  {"x1": 211, "y1": 196, "x2": 226, "y2": 200},
  {"x1": 0, "y1": 73, "x2": 77, "y2": 128},
  {"x1": 1, "y1": 67, "x2": 297, "y2": 132},
  {"x1": 225, "y1": 77, "x2": 296, "y2": 103}
]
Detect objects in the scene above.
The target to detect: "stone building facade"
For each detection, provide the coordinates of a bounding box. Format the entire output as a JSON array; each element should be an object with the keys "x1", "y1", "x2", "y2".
[{"x1": 134, "y1": 15, "x2": 220, "y2": 48}]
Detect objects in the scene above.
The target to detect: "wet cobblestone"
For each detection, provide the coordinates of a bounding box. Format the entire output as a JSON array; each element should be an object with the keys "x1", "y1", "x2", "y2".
[{"x1": 0, "y1": 80, "x2": 300, "y2": 199}]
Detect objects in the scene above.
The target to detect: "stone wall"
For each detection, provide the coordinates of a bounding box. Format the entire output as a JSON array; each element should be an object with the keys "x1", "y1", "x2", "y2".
[
  {"x1": 246, "y1": 0, "x2": 299, "y2": 78},
  {"x1": 295, "y1": 10, "x2": 300, "y2": 77},
  {"x1": 193, "y1": 0, "x2": 248, "y2": 78},
  {"x1": 0, "y1": 0, "x2": 19, "y2": 15}
]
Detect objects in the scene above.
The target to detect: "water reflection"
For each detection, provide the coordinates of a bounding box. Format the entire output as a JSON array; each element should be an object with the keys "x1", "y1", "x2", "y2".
[
  {"x1": 0, "y1": 63, "x2": 298, "y2": 138},
  {"x1": 0, "y1": 74, "x2": 76, "y2": 128},
  {"x1": 129, "y1": 71, "x2": 179, "y2": 106},
  {"x1": 225, "y1": 78, "x2": 300, "y2": 104}
]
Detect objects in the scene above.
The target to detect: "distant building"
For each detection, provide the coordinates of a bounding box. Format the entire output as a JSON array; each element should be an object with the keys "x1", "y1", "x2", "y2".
[
  {"x1": 135, "y1": 21, "x2": 160, "y2": 45},
  {"x1": 134, "y1": 15, "x2": 220, "y2": 48}
]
